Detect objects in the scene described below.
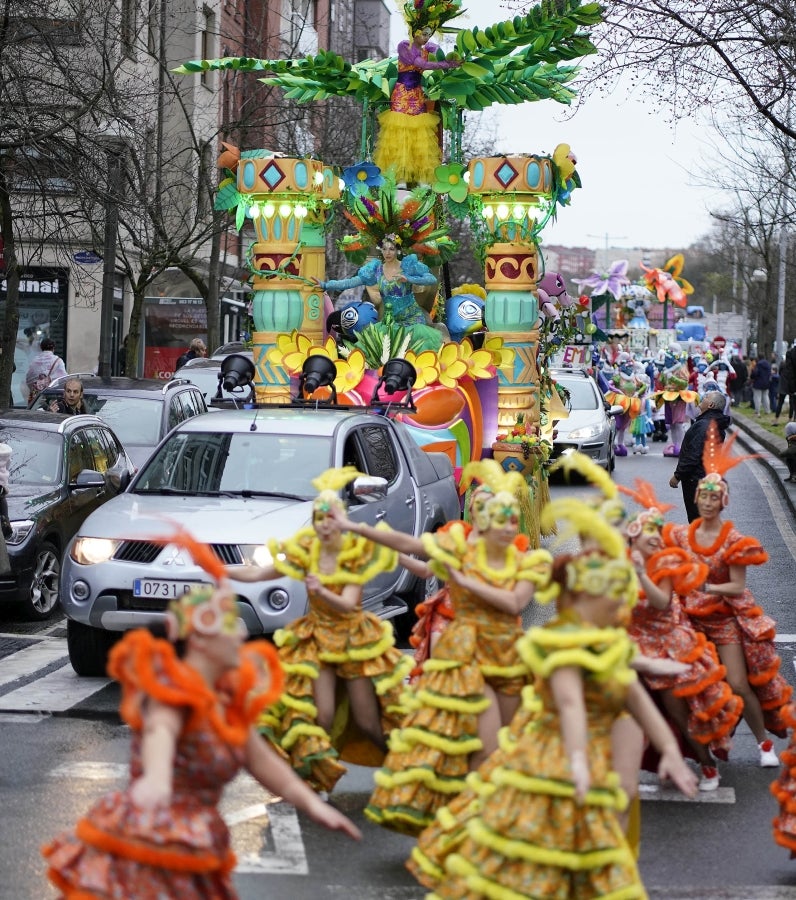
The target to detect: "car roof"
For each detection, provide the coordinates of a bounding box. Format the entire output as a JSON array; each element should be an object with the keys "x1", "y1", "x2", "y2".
[
  {"x1": 42, "y1": 376, "x2": 200, "y2": 399},
  {"x1": 550, "y1": 367, "x2": 594, "y2": 379},
  {"x1": 0, "y1": 409, "x2": 108, "y2": 433},
  {"x1": 173, "y1": 406, "x2": 381, "y2": 438}
]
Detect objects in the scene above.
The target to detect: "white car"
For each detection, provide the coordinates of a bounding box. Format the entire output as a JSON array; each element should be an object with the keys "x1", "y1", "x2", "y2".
[{"x1": 550, "y1": 367, "x2": 621, "y2": 472}]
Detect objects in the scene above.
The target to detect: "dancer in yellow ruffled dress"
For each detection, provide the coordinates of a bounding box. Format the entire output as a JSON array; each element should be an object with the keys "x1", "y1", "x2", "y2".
[
  {"x1": 234, "y1": 467, "x2": 412, "y2": 793},
  {"x1": 416, "y1": 501, "x2": 698, "y2": 899},
  {"x1": 363, "y1": 463, "x2": 553, "y2": 835},
  {"x1": 43, "y1": 569, "x2": 360, "y2": 899}
]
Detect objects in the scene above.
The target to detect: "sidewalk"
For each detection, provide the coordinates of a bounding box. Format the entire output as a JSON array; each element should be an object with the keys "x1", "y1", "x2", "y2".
[{"x1": 729, "y1": 410, "x2": 796, "y2": 518}]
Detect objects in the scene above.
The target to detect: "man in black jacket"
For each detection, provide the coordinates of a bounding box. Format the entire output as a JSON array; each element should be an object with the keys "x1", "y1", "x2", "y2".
[{"x1": 669, "y1": 391, "x2": 731, "y2": 522}]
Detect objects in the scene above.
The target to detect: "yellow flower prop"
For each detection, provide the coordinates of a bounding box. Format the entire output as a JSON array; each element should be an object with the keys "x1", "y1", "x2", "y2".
[
  {"x1": 451, "y1": 283, "x2": 487, "y2": 300},
  {"x1": 436, "y1": 342, "x2": 469, "y2": 388},
  {"x1": 457, "y1": 337, "x2": 494, "y2": 380},
  {"x1": 333, "y1": 348, "x2": 367, "y2": 395},
  {"x1": 553, "y1": 143, "x2": 576, "y2": 182},
  {"x1": 403, "y1": 349, "x2": 440, "y2": 390},
  {"x1": 483, "y1": 335, "x2": 514, "y2": 369}
]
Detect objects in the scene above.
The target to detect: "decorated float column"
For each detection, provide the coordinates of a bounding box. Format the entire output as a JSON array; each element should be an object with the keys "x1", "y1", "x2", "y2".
[{"x1": 220, "y1": 151, "x2": 339, "y2": 403}]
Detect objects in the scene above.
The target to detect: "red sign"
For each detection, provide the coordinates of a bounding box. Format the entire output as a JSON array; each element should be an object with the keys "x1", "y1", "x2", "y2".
[{"x1": 712, "y1": 335, "x2": 727, "y2": 350}]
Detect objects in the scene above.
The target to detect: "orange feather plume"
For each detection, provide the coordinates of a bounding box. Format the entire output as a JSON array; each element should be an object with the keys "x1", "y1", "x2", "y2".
[
  {"x1": 702, "y1": 419, "x2": 757, "y2": 477},
  {"x1": 617, "y1": 478, "x2": 675, "y2": 513},
  {"x1": 149, "y1": 523, "x2": 227, "y2": 583}
]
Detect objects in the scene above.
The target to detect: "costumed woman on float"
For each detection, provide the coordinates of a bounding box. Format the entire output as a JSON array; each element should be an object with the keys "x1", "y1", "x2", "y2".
[
  {"x1": 233, "y1": 467, "x2": 413, "y2": 794},
  {"x1": 43, "y1": 533, "x2": 359, "y2": 898}
]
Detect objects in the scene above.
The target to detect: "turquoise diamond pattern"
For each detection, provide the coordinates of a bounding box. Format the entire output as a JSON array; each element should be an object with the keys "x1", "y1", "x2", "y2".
[
  {"x1": 495, "y1": 161, "x2": 518, "y2": 188},
  {"x1": 261, "y1": 161, "x2": 286, "y2": 190}
]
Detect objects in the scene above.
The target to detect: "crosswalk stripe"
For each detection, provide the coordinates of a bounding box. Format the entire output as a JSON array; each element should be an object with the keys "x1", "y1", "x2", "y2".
[
  {"x1": 0, "y1": 663, "x2": 108, "y2": 711},
  {"x1": 0, "y1": 641, "x2": 70, "y2": 688}
]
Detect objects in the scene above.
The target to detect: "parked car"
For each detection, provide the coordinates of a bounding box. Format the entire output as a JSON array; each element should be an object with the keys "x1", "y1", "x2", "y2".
[
  {"x1": 61, "y1": 406, "x2": 461, "y2": 675},
  {"x1": 175, "y1": 353, "x2": 256, "y2": 405},
  {"x1": 549, "y1": 367, "x2": 621, "y2": 472},
  {"x1": 30, "y1": 376, "x2": 208, "y2": 468},
  {"x1": 0, "y1": 410, "x2": 135, "y2": 619}
]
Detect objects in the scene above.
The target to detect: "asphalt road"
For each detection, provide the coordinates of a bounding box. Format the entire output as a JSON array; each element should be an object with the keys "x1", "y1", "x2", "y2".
[{"x1": 2, "y1": 429, "x2": 796, "y2": 899}]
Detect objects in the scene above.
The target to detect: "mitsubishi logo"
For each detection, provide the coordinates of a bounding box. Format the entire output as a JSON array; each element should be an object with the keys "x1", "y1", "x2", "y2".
[{"x1": 161, "y1": 546, "x2": 187, "y2": 567}]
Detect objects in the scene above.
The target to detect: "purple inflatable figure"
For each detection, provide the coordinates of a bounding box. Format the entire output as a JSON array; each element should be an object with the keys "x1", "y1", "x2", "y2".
[{"x1": 536, "y1": 272, "x2": 575, "y2": 324}]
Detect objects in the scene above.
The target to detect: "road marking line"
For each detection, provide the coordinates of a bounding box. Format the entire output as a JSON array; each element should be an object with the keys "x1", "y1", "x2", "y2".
[
  {"x1": 0, "y1": 713, "x2": 47, "y2": 724},
  {"x1": 0, "y1": 641, "x2": 69, "y2": 688},
  {"x1": 775, "y1": 634, "x2": 796, "y2": 643},
  {"x1": 0, "y1": 663, "x2": 108, "y2": 711},
  {"x1": 638, "y1": 783, "x2": 736, "y2": 803},
  {"x1": 46, "y1": 763, "x2": 310, "y2": 877}
]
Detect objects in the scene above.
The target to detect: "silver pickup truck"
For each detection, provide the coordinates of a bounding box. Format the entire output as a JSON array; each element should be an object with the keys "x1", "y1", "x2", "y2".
[{"x1": 61, "y1": 406, "x2": 461, "y2": 675}]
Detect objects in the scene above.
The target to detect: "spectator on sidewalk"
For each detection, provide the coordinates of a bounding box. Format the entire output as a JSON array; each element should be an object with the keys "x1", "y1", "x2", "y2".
[
  {"x1": 781, "y1": 422, "x2": 796, "y2": 484},
  {"x1": 729, "y1": 352, "x2": 748, "y2": 406},
  {"x1": 175, "y1": 338, "x2": 207, "y2": 371},
  {"x1": 751, "y1": 356, "x2": 772, "y2": 416},
  {"x1": 25, "y1": 338, "x2": 67, "y2": 404},
  {"x1": 769, "y1": 364, "x2": 780, "y2": 415}
]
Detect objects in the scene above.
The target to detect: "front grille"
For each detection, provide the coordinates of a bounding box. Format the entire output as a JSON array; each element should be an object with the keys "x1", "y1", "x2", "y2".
[
  {"x1": 112, "y1": 541, "x2": 243, "y2": 566},
  {"x1": 114, "y1": 541, "x2": 161, "y2": 563}
]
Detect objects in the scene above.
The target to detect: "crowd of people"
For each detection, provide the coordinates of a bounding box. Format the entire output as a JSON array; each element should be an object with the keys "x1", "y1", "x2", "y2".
[{"x1": 41, "y1": 421, "x2": 796, "y2": 897}]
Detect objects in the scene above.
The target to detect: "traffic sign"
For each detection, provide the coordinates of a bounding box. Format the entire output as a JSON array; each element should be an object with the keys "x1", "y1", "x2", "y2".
[{"x1": 73, "y1": 250, "x2": 102, "y2": 264}]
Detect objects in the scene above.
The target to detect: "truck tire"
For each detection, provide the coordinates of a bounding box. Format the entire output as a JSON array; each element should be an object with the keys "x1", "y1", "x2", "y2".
[{"x1": 66, "y1": 619, "x2": 119, "y2": 677}]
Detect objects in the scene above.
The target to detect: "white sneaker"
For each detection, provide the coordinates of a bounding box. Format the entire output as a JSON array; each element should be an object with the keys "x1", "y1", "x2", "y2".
[
  {"x1": 641, "y1": 445, "x2": 648, "y2": 454},
  {"x1": 759, "y1": 740, "x2": 779, "y2": 767},
  {"x1": 699, "y1": 765, "x2": 720, "y2": 792}
]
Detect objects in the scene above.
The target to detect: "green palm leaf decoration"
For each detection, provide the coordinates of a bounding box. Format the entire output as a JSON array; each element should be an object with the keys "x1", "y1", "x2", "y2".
[{"x1": 175, "y1": 0, "x2": 602, "y2": 112}]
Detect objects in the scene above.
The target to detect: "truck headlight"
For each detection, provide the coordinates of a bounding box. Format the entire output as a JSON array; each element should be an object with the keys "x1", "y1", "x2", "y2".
[
  {"x1": 71, "y1": 537, "x2": 121, "y2": 565},
  {"x1": 237, "y1": 544, "x2": 273, "y2": 567}
]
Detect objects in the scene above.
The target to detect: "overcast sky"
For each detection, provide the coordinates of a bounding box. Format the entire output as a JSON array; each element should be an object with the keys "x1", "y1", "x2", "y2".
[{"x1": 389, "y1": 2, "x2": 727, "y2": 251}]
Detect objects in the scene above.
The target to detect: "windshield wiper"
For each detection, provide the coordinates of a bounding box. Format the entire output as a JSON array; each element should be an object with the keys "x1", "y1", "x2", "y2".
[
  {"x1": 238, "y1": 489, "x2": 308, "y2": 501},
  {"x1": 134, "y1": 488, "x2": 239, "y2": 498}
]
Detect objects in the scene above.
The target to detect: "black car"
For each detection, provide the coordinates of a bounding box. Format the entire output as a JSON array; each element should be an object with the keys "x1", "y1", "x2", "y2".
[
  {"x1": 0, "y1": 410, "x2": 136, "y2": 619},
  {"x1": 31, "y1": 376, "x2": 208, "y2": 468}
]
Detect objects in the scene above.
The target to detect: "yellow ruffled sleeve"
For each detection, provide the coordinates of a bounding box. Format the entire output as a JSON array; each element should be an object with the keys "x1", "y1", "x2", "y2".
[
  {"x1": 328, "y1": 524, "x2": 398, "y2": 586},
  {"x1": 517, "y1": 617, "x2": 637, "y2": 687},
  {"x1": 268, "y1": 528, "x2": 315, "y2": 581},
  {"x1": 420, "y1": 522, "x2": 469, "y2": 580}
]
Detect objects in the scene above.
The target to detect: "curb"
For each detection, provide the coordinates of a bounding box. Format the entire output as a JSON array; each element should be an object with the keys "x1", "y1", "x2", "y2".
[{"x1": 730, "y1": 414, "x2": 796, "y2": 519}]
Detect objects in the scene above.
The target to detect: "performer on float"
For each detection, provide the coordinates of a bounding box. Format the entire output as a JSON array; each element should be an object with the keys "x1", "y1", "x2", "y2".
[
  {"x1": 620, "y1": 479, "x2": 744, "y2": 792},
  {"x1": 629, "y1": 372, "x2": 654, "y2": 455},
  {"x1": 318, "y1": 233, "x2": 444, "y2": 351},
  {"x1": 43, "y1": 553, "x2": 359, "y2": 897},
  {"x1": 416, "y1": 499, "x2": 697, "y2": 899},
  {"x1": 363, "y1": 462, "x2": 553, "y2": 835},
  {"x1": 373, "y1": 0, "x2": 461, "y2": 185},
  {"x1": 233, "y1": 467, "x2": 413, "y2": 793},
  {"x1": 664, "y1": 423, "x2": 792, "y2": 764}
]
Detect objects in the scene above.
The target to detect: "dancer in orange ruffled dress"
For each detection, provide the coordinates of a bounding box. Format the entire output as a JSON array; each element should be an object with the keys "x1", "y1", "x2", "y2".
[
  {"x1": 664, "y1": 422, "x2": 792, "y2": 765},
  {"x1": 43, "y1": 552, "x2": 359, "y2": 899},
  {"x1": 620, "y1": 479, "x2": 744, "y2": 792},
  {"x1": 771, "y1": 703, "x2": 796, "y2": 855}
]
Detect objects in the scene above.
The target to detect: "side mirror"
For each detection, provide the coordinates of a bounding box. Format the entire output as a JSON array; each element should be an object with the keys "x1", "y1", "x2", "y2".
[
  {"x1": 608, "y1": 404, "x2": 624, "y2": 417},
  {"x1": 350, "y1": 475, "x2": 388, "y2": 501},
  {"x1": 72, "y1": 469, "x2": 105, "y2": 490}
]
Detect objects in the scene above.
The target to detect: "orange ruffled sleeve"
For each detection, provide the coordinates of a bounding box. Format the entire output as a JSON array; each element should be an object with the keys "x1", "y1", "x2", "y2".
[
  {"x1": 108, "y1": 630, "x2": 283, "y2": 747},
  {"x1": 722, "y1": 532, "x2": 769, "y2": 568},
  {"x1": 646, "y1": 546, "x2": 708, "y2": 596}
]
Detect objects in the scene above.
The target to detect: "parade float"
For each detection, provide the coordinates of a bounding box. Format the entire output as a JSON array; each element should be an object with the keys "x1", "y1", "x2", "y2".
[{"x1": 177, "y1": 0, "x2": 603, "y2": 538}]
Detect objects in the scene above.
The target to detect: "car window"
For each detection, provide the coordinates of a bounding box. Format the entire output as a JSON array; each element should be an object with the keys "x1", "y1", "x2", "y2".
[
  {"x1": 179, "y1": 389, "x2": 203, "y2": 418},
  {"x1": 68, "y1": 429, "x2": 98, "y2": 481},
  {"x1": 168, "y1": 396, "x2": 183, "y2": 431},
  {"x1": 357, "y1": 425, "x2": 399, "y2": 484},
  {"x1": 556, "y1": 378, "x2": 599, "y2": 410},
  {"x1": 85, "y1": 427, "x2": 111, "y2": 473},
  {"x1": 83, "y1": 395, "x2": 162, "y2": 447},
  {"x1": 97, "y1": 427, "x2": 120, "y2": 468},
  {"x1": 0, "y1": 425, "x2": 62, "y2": 485},
  {"x1": 135, "y1": 430, "x2": 332, "y2": 496}
]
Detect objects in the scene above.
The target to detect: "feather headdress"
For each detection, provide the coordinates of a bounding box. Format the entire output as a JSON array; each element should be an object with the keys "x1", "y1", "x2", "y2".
[
  {"x1": 149, "y1": 522, "x2": 227, "y2": 583},
  {"x1": 697, "y1": 420, "x2": 757, "y2": 506},
  {"x1": 312, "y1": 466, "x2": 365, "y2": 514},
  {"x1": 617, "y1": 478, "x2": 674, "y2": 538},
  {"x1": 460, "y1": 459, "x2": 530, "y2": 532},
  {"x1": 549, "y1": 451, "x2": 626, "y2": 526}
]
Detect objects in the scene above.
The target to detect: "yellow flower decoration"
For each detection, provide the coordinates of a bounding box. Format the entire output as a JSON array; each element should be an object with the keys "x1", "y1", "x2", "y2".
[
  {"x1": 483, "y1": 335, "x2": 514, "y2": 369},
  {"x1": 403, "y1": 349, "x2": 440, "y2": 390},
  {"x1": 333, "y1": 348, "x2": 367, "y2": 394},
  {"x1": 436, "y1": 342, "x2": 468, "y2": 388},
  {"x1": 553, "y1": 143, "x2": 576, "y2": 182},
  {"x1": 458, "y1": 338, "x2": 494, "y2": 380},
  {"x1": 280, "y1": 332, "x2": 315, "y2": 373},
  {"x1": 266, "y1": 330, "x2": 305, "y2": 369}
]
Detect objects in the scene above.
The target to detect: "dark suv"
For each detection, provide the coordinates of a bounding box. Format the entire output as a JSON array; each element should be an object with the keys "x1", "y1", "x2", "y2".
[
  {"x1": 31, "y1": 377, "x2": 208, "y2": 467},
  {"x1": 0, "y1": 410, "x2": 135, "y2": 619}
]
